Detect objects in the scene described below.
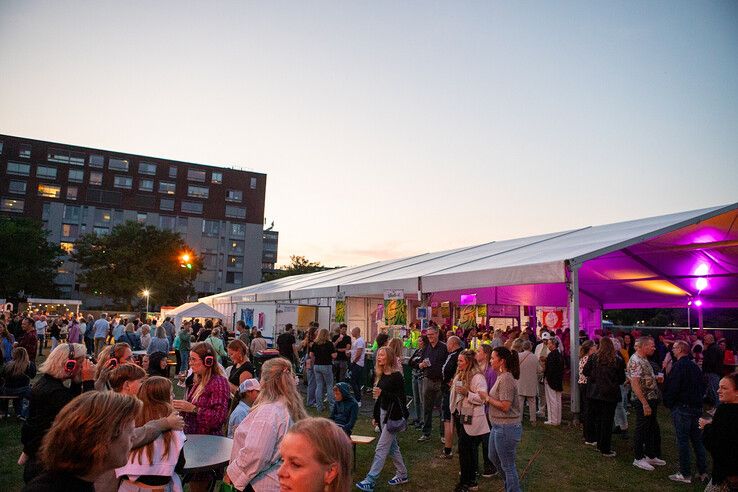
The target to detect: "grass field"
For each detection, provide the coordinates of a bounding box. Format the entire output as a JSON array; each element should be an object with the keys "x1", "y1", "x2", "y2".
[{"x1": 0, "y1": 365, "x2": 714, "y2": 491}]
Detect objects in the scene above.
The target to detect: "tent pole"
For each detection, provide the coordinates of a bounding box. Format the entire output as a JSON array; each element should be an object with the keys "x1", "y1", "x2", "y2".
[{"x1": 567, "y1": 262, "x2": 581, "y2": 423}]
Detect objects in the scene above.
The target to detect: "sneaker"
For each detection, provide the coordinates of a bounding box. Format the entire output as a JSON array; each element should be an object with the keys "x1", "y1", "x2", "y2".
[
  {"x1": 439, "y1": 451, "x2": 454, "y2": 459},
  {"x1": 602, "y1": 451, "x2": 617, "y2": 458},
  {"x1": 633, "y1": 458, "x2": 655, "y2": 471},
  {"x1": 481, "y1": 467, "x2": 497, "y2": 478},
  {"x1": 417, "y1": 435, "x2": 431, "y2": 442},
  {"x1": 357, "y1": 401, "x2": 362, "y2": 408},
  {"x1": 647, "y1": 457, "x2": 666, "y2": 466},
  {"x1": 387, "y1": 476, "x2": 409, "y2": 486},
  {"x1": 356, "y1": 480, "x2": 374, "y2": 491},
  {"x1": 440, "y1": 437, "x2": 446, "y2": 444},
  {"x1": 668, "y1": 473, "x2": 691, "y2": 484},
  {"x1": 544, "y1": 421, "x2": 559, "y2": 426},
  {"x1": 467, "y1": 482, "x2": 479, "y2": 491},
  {"x1": 584, "y1": 441, "x2": 597, "y2": 446}
]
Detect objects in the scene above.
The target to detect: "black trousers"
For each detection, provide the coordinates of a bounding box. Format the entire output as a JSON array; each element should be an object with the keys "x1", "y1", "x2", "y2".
[
  {"x1": 590, "y1": 399, "x2": 617, "y2": 453},
  {"x1": 579, "y1": 384, "x2": 596, "y2": 442},
  {"x1": 454, "y1": 415, "x2": 482, "y2": 486},
  {"x1": 633, "y1": 399, "x2": 662, "y2": 460},
  {"x1": 422, "y1": 379, "x2": 442, "y2": 436}
]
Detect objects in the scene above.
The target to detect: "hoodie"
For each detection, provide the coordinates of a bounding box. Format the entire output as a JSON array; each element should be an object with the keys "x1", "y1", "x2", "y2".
[{"x1": 330, "y1": 382, "x2": 359, "y2": 435}]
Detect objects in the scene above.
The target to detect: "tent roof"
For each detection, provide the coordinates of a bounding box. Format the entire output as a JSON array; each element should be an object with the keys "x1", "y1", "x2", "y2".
[
  {"x1": 200, "y1": 203, "x2": 738, "y2": 308},
  {"x1": 164, "y1": 302, "x2": 224, "y2": 319}
]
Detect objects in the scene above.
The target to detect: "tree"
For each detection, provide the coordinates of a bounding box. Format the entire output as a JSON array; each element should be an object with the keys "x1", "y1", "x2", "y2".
[
  {"x1": 262, "y1": 255, "x2": 331, "y2": 282},
  {"x1": 0, "y1": 217, "x2": 63, "y2": 299},
  {"x1": 71, "y1": 221, "x2": 202, "y2": 309}
]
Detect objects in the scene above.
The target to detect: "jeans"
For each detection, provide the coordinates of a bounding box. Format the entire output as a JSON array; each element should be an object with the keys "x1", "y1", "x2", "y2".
[
  {"x1": 455, "y1": 415, "x2": 483, "y2": 486},
  {"x1": 349, "y1": 362, "x2": 364, "y2": 403},
  {"x1": 537, "y1": 380, "x2": 546, "y2": 414},
  {"x1": 633, "y1": 399, "x2": 662, "y2": 460},
  {"x1": 489, "y1": 423, "x2": 522, "y2": 492},
  {"x1": 180, "y1": 350, "x2": 190, "y2": 374},
  {"x1": 314, "y1": 364, "x2": 335, "y2": 413},
  {"x1": 333, "y1": 360, "x2": 348, "y2": 382},
  {"x1": 590, "y1": 399, "x2": 617, "y2": 453},
  {"x1": 518, "y1": 395, "x2": 536, "y2": 423},
  {"x1": 50, "y1": 336, "x2": 59, "y2": 352},
  {"x1": 37, "y1": 334, "x2": 45, "y2": 356},
  {"x1": 94, "y1": 337, "x2": 107, "y2": 357},
  {"x1": 613, "y1": 385, "x2": 629, "y2": 430},
  {"x1": 705, "y1": 372, "x2": 720, "y2": 407},
  {"x1": 671, "y1": 405, "x2": 707, "y2": 477},
  {"x1": 364, "y1": 409, "x2": 407, "y2": 484},
  {"x1": 306, "y1": 363, "x2": 317, "y2": 407},
  {"x1": 0, "y1": 386, "x2": 31, "y2": 418},
  {"x1": 411, "y1": 372, "x2": 424, "y2": 422},
  {"x1": 422, "y1": 379, "x2": 442, "y2": 436}
]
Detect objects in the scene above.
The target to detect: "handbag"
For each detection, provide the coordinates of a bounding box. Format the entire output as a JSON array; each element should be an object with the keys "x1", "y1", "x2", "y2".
[{"x1": 383, "y1": 397, "x2": 408, "y2": 434}]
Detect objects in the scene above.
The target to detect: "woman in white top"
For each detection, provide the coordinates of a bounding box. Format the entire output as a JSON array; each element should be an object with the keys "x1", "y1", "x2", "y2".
[
  {"x1": 224, "y1": 357, "x2": 308, "y2": 492},
  {"x1": 116, "y1": 376, "x2": 186, "y2": 491},
  {"x1": 450, "y1": 350, "x2": 490, "y2": 491}
]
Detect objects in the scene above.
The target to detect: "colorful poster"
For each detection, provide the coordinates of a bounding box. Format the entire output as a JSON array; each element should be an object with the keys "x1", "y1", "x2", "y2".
[
  {"x1": 476, "y1": 304, "x2": 487, "y2": 318},
  {"x1": 458, "y1": 305, "x2": 477, "y2": 330},
  {"x1": 384, "y1": 299, "x2": 407, "y2": 326},
  {"x1": 542, "y1": 308, "x2": 564, "y2": 329},
  {"x1": 241, "y1": 308, "x2": 254, "y2": 327},
  {"x1": 335, "y1": 300, "x2": 346, "y2": 323}
]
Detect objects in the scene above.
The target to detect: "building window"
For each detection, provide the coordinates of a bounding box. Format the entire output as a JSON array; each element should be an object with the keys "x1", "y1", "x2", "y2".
[
  {"x1": 89, "y1": 171, "x2": 103, "y2": 186},
  {"x1": 61, "y1": 224, "x2": 79, "y2": 239},
  {"x1": 159, "y1": 215, "x2": 176, "y2": 231},
  {"x1": 226, "y1": 190, "x2": 242, "y2": 202},
  {"x1": 137, "y1": 213, "x2": 147, "y2": 223},
  {"x1": 177, "y1": 216, "x2": 188, "y2": 232},
  {"x1": 69, "y1": 153, "x2": 85, "y2": 166},
  {"x1": 187, "y1": 185, "x2": 209, "y2": 199},
  {"x1": 212, "y1": 172, "x2": 222, "y2": 184},
  {"x1": 7, "y1": 161, "x2": 30, "y2": 176},
  {"x1": 93, "y1": 227, "x2": 109, "y2": 236},
  {"x1": 0, "y1": 141, "x2": 4, "y2": 153},
  {"x1": 159, "y1": 181, "x2": 176, "y2": 194},
  {"x1": 64, "y1": 205, "x2": 81, "y2": 221},
  {"x1": 187, "y1": 169, "x2": 206, "y2": 182},
  {"x1": 250, "y1": 177, "x2": 257, "y2": 189},
  {"x1": 138, "y1": 162, "x2": 157, "y2": 175},
  {"x1": 230, "y1": 223, "x2": 245, "y2": 237},
  {"x1": 89, "y1": 154, "x2": 105, "y2": 168},
  {"x1": 113, "y1": 176, "x2": 133, "y2": 189},
  {"x1": 228, "y1": 255, "x2": 244, "y2": 269},
  {"x1": 37, "y1": 165, "x2": 58, "y2": 179},
  {"x1": 226, "y1": 271, "x2": 243, "y2": 285},
  {"x1": 1, "y1": 198, "x2": 24, "y2": 213},
  {"x1": 139, "y1": 179, "x2": 154, "y2": 192},
  {"x1": 38, "y1": 184, "x2": 61, "y2": 198},
  {"x1": 68, "y1": 169, "x2": 84, "y2": 183},
  {"x1": 8, "y1": 180, "x2": 27, "y2": 194},
  {"x1": 181, "y1": 201, "x2": 203, "y2": 214},
  {"x1": 225, "y1": 205, "x2": 246, "y2": 219},
  {"x1": 230, "y1": 240, "x2": 244, "y2": 254},
  {"x1": 109, "y1": 158, "x2": 129, "y2": 172},
  {"x1": 203, "y1": 254, "x2": 218, "y2": 270},
  {"x1": 19, "y1": 143, "x2": 31, "y2": 159},
  {"x1": 202, "y1": 220, "x2": 220, "y2": 236},
  {"x1": 60, "y1": 242, "x2": 75, "y2": 254},
  {"x1": 168, "y1": 166, "x2": 177, "y2": 178},
  {"x1": 160, "y1": 198, "x2": 174, "y2": 211},
  {"x1": 47, "y1": 148, "x2": 69, "y2": 163},
  {"x1": 67, "y1": 186, "x2": 78, "y2": 200},
  {"x1": 94, "y1": 209, "x2": 111, "y2": 224}
]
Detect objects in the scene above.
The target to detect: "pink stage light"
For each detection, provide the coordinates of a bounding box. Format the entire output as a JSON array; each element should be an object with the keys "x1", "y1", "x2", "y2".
[
  {"x1": 694, "y1": 299, "x2": 703, "y2": 307},
  {"x1": 694, "y1": 264, "x2": 709, "y2": 276},
  {"x1": 696, "y1": 277, "x2": 708, "y2": 291}
]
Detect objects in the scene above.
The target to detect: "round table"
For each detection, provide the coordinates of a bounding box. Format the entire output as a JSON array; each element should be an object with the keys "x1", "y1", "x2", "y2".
[{"x1": 183, "y1": 434, "x2": 233, "y2": 492}]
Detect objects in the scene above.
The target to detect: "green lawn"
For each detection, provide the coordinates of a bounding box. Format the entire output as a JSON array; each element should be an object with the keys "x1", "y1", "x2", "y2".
[{"x1": 0, "y1": 372, "x2": 713, "y2": 491}]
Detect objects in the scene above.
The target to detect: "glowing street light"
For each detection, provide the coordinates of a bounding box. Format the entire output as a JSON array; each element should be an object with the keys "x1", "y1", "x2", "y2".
[
  {"x1": 180, "y1": 252, "x2": 193, "y2": 269},
  {"x1": 142, "y1": 289, "x2": 151, "y2": 313}
]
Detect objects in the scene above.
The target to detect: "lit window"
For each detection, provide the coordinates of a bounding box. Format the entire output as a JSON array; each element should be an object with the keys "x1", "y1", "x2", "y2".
[
  {"x1": 7, "y1": 161, "x2": 30, "y2": 176},
  {"x1": 225, "y1": 205, "x2": 246, "y2": 219},
  {"x1": 19, "y1": 143, "x2": 31, "y2": 158},
  {"x1": 139, "y1": 162, "x2": 157, "y2": 175},
  {"x1": 95, "y1": 209, "x2": 111, "y2": 223},
  {"x1": 159, "y1": 181, "x2": 176, "y2": 195},
  {"x1": 89, "y1": 154, "x2": 105, "y2": 168},
  {"x1": 160, "y1": 198, "x2": 174, "y2": 211},
  {"x1": 169, "y1": 166, "x2": 177, "y2": 178},
  {"x1": 37, "y1": 166, "x2": 58, "y2": 179},
  {"x1": 1, "y1": 198, "x2": 24, "y2": 213},
  {"x1": 67, "y1": 186, "x2": 78, "y2": 200},
  {"x1": 9, "y1": 180, "x2": 27, "y2": 194},
  {"x1": 89, "y1": 172, "x2": 103, "y2": 185},
  {"x1": 62, "y1": 224, "x2": 79, "y2": 238},
  {"x1": 226, "y1": 190, "x2": 242, "y2": 202},
  {"x1": 212, "y1": 172, "x2": 222, "y2": 184},
  {"x1": 187, "y1": 169, "x2": 206, "y2": 182},
  {"x1": 230, "y1": 240, "x2": 244, "y2": 253},
  {"x1": 68, "y1": 169, "x2": 84, "y2": 183},
  {"x1": 228, "y1": 255, "x2": 244, "y2": 269},
  {"x1": 187, "y1": 185, "x2": 209, "y2": 199},
  {"x1": 113, "y1": 176, "x2": 133, "y2": 189},
  {"x1": 139, "y1": 179, "x2": 154, "y2": 192},
  {"x1": 60, "y1": 242, "x2": 75, "y2": 254},
  {"x1": 38, "y1": 184, "x2": 61, "y2": 198},
  {"x1": 181, "y1": 201, "x2": 203, "y2": 214},
  {"x1": 109, "y1": 158, "x2": 129, "y2": 172},
  {"x1": 250, "y1": 177, "x2": 257, "y2": 189},
  {"x1": 137, "y1": 213, "x2": 147, "y2": 223}
]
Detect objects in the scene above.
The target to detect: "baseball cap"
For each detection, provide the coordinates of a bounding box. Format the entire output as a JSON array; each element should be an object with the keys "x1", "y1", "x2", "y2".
[
  {"x1": 540, "y1": 332, "x2": 552, "y2": 340},
  {"x1": 239, "y1": 378, "x2": 261, "y2": 393}
]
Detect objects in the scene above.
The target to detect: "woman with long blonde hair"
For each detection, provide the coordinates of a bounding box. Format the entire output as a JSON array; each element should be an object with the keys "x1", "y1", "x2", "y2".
[
  {"x1": 116, "y1": 376, "x2": 186, "y2": 491},
  {"x1": 310, "y1": 327, "x2": 337, "y2": 413},
  {"x1": 356, "y1": 346, "x2": 409, "y2": 491},
  {"x1": 225, "y1": 356, "x2": 307, "y2": 491}
]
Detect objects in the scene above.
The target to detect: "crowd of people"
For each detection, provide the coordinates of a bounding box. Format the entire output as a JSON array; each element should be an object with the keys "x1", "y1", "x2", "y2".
[{"x1": 1, "y1": 308, "x2": 737, "y2": 492}]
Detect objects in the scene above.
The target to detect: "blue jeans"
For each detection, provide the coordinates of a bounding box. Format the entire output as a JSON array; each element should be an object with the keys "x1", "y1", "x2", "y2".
[
  {"x1": 489, "y1": 423, "x2": 522, "y2": 492},
  {"x1": 0, "y1": 386, "x2": 31, "y2": 418},
  {"x1": 314, "y1": 364, "x2": 335, "y2": 412},
  {"x1": 349, "y1": 362, "x2": 364, "y2": 403},
  {"x1": 411, "y1": 372, "x2": 424, "y2": 422},
  {"x1": 705, "y1": 373, "x2": 720, "y2": 407},
  {"x1": 179, "y1": 350, "x2": 190, "y2": 374},
  {"x1": 364, "y1": 409, "x2": 408, "y2": 484},
  {"x1": 671, "y1": 405, "x2": 707, "y2": 477},
  {"x1": 613, "y1": 385, "x2": 629, "y2": 430},
  {"x1": 37, "y1": 334, "x2": 45, "y2": 356},
  {"x1": 306, "y1": 362, "x2": 317, "y2": 407}
]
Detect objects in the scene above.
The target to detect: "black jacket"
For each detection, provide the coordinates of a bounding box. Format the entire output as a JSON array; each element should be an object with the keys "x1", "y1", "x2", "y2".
[
  {"x1": 373, "y1": 371, "x2": 408, "y2": 425},
  {"x1": 544, "y1": 349, "x2": 564, "y2": 391},
  {"x1": 583, "y1": 354, "x2": 626, "y2": 402},
  {"x1": 703, "y1": 403, "x2": 738, "y2": 485},
  {"x1": 442, "y1": 349, "x2": 462, "y2": 386},
  {"x1": 420, "y1": 341, "x2": 448, "y2": 382},
  {"x1": 662, "y1": 356, "x2": 705, "y2": 409},
  {"x1": 702, "y1": 344, "x2": 723, "y2": 375}
]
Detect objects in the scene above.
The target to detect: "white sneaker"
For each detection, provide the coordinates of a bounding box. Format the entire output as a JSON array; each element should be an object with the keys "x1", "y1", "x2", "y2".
[
  {"x1": 584, "y1": 441, "x2": 597, "y2": 446},
  {"x1": 668, "y1": 473, "x2": 691, "y2": 484},
  {"x1": 633, "y1": 458, "x2": 655, "y2": 471},
  {"x1": 647, "y1": 457, "x2": 666, "y2": 466}
]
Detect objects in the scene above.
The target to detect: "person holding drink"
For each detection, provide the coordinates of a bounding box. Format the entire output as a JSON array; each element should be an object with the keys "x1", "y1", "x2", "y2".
[{"x1": 699, "y1": 373, "x2": 738, "y2": 491}]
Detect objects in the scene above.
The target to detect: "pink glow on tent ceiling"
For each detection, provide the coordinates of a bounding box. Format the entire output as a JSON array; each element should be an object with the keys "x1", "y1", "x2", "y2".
[
  {"x1": 694, "y1": 299, "x2": 703, "y2": 307},
  {"x1": 693, "y1": 263, "x2": 710, "y2": 292}
]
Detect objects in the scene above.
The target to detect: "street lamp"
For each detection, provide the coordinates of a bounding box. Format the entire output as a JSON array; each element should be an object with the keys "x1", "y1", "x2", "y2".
[
  {"x1": 180, "y1": 252, "x2": 193, "y2": 269},
  {"x1": 142, "y1": 289, "x2": 150, "y2": 314}
]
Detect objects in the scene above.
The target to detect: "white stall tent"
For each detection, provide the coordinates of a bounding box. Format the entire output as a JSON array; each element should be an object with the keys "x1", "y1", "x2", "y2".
[{"x1": 161, "y1": 302, "x2": 225, "y2": 331}]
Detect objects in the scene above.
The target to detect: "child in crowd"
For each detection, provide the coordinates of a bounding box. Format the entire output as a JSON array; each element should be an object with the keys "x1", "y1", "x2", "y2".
[
  {"x1": 227, "y1": 379, "x2": 261, "y2": 438},
  {"x1": 330, "y1": 382, "x2": 359, "y2": 436}
]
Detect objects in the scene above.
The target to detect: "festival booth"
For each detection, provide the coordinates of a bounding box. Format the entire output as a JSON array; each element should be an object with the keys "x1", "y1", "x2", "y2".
[
  {"x1": 161, "y1": 302, "x2": 224, "y2": 331},
  {"x1": 201, "y1": 203, "x2": 738, "y2": 414},
  {"x1": 23, "y1": 298, "x2": 82, "y2": 317}
]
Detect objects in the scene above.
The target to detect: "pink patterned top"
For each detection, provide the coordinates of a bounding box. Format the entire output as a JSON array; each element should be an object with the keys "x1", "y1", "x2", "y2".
[
  {"x1": 578, "y1": 355, "x2": 589, "y2": 384},
  {"x1": 184, "y1": 374, "x2": 230, "y2": 435}
]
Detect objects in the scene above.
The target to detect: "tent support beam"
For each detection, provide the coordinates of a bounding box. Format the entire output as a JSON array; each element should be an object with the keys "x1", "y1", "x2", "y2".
[
  {"x1": 567, "y1": 261, "x2": 581, "y2": 422},
  {"x1": 622, "y1": 248, "x2": 696, "y2": 297}
]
